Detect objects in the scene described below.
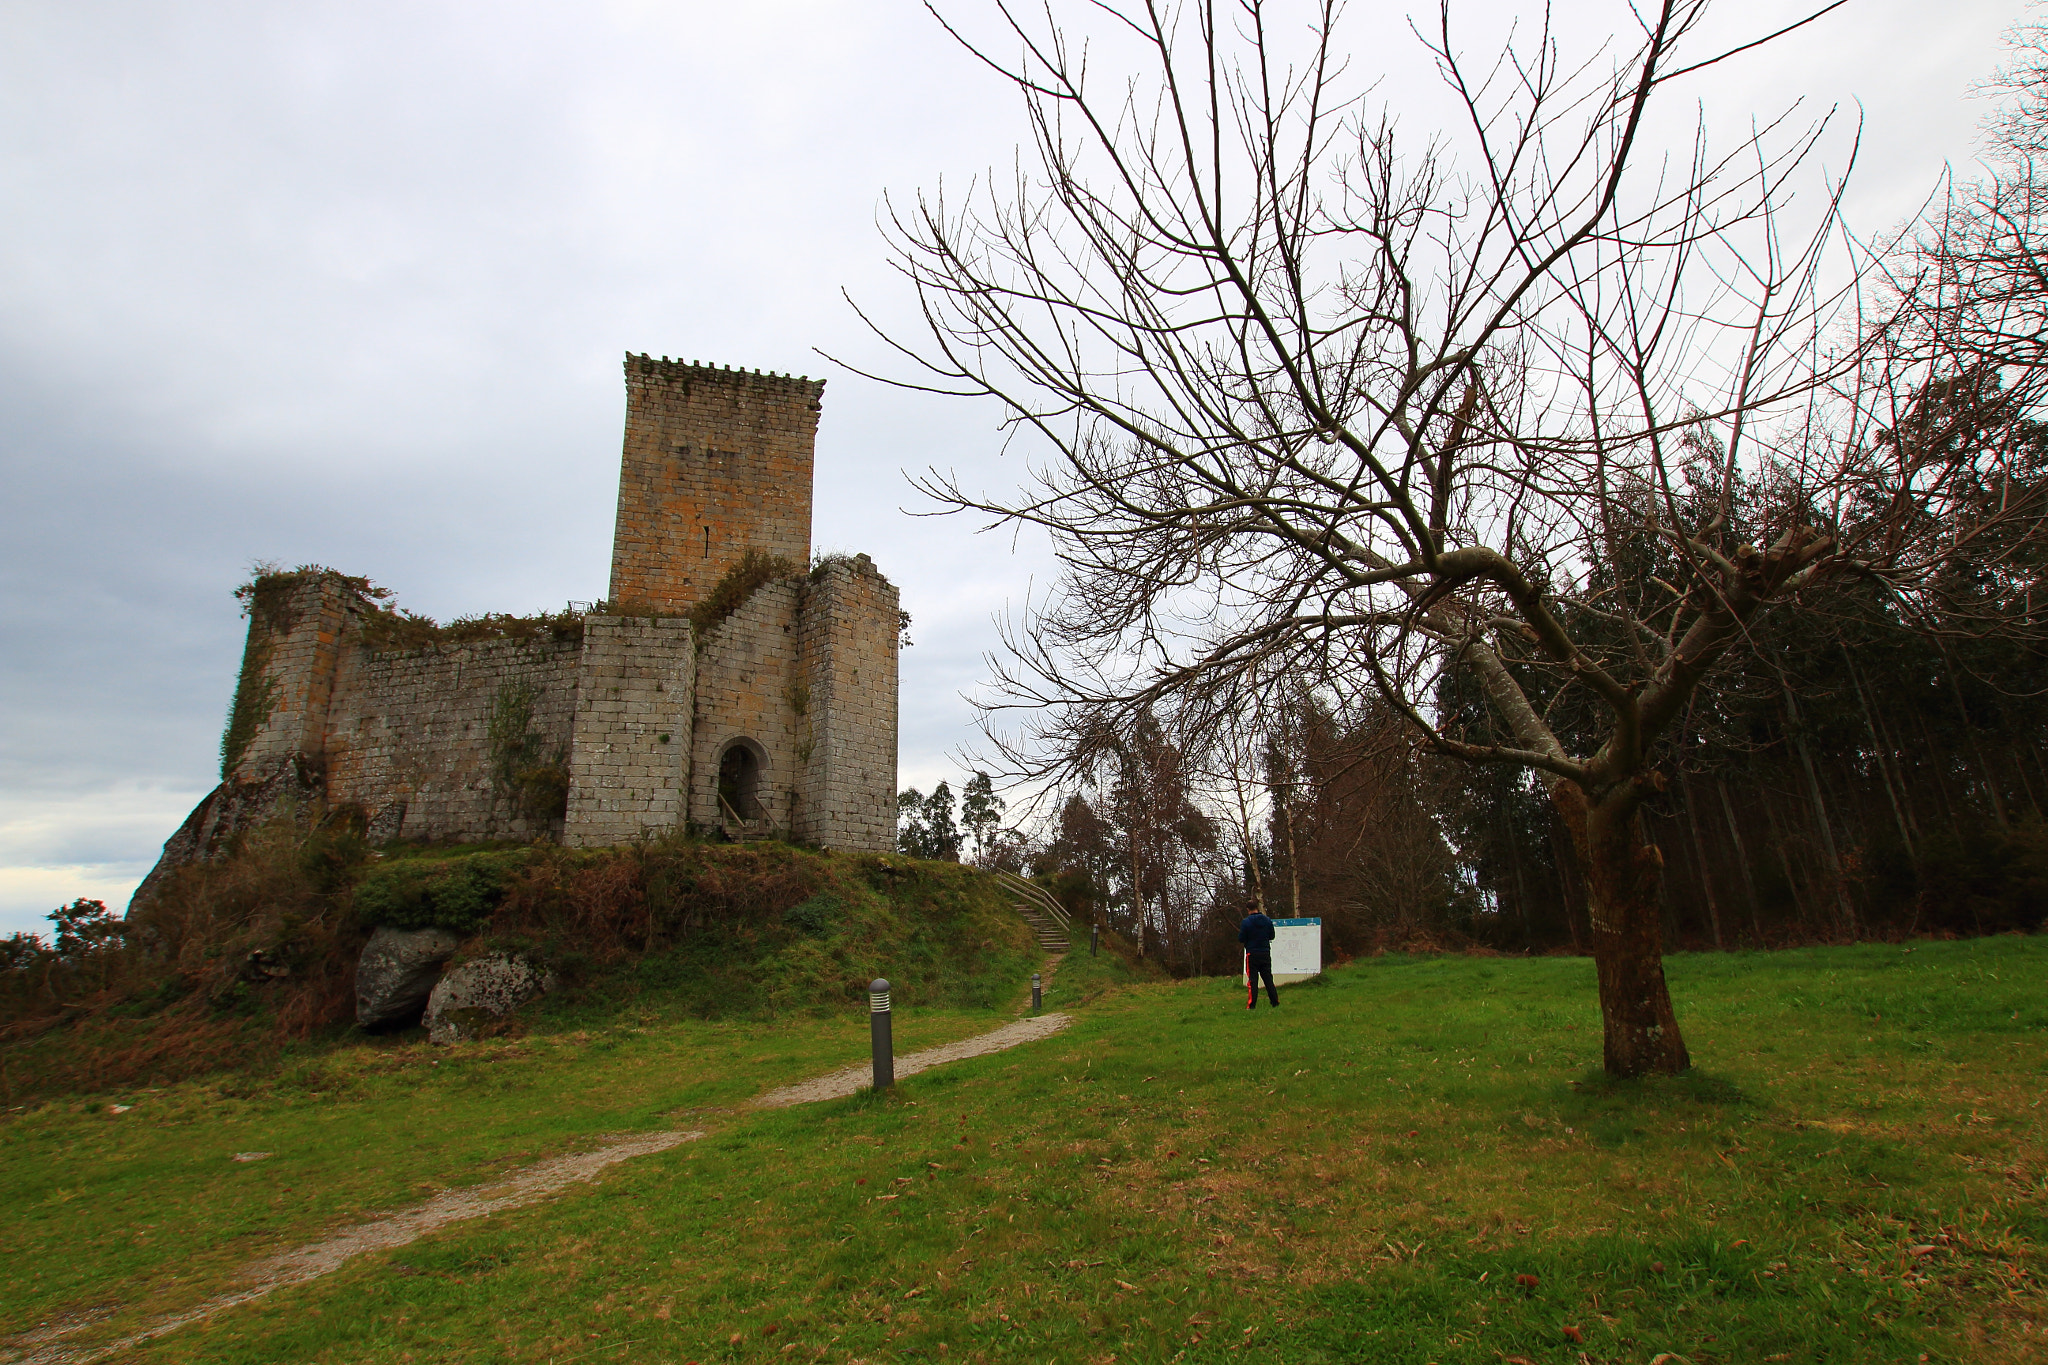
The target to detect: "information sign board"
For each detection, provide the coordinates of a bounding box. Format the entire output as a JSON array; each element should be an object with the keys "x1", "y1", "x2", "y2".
[{"x1": 1244, "y1": 917, "x2": 1322, "y2": 985}]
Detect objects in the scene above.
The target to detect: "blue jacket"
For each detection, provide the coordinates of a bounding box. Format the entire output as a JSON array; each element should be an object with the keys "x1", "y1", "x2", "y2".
[{"x1": 1238, "y1": 912, "x2": 1276, "y2": 955}]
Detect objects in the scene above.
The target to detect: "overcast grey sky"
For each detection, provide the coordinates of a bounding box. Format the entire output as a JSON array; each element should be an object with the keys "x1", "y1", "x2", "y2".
[{"x1": 0, "y1": 0, "x2": 2027, "y2": 937}]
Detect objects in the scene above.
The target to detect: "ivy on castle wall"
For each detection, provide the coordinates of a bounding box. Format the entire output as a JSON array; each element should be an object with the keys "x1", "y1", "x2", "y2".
[
  {"x1": 219, "y1": 565, "x2": 367, "y2": 779},
  {"x1": 488, "y1": 680, "x2": 570, "y2": 823}
]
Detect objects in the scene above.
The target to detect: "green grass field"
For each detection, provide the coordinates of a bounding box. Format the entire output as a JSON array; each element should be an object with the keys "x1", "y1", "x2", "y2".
[{"x1": 2, "y1": 936, "x2": 2042, "y2": 1364}]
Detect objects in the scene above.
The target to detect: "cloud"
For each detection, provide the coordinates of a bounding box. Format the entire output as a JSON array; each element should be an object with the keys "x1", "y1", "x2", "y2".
[
  {"x1": 0, "y1": 0, "x2": 2028, "y2": 936},
  {"x1": 0, "y1": 785, "x2": 203, "y2": 933}
]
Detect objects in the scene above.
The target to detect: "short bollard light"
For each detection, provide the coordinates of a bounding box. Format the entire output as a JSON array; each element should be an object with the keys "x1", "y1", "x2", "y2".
[
  {"x1": 1090, "y1": 922, "x2": 1100, "y2": 957},
  {"x1": 869, "y1": 978, "x2": 894, "y2": 1090},
  {"x1": 1031, "y1": 972, "x2": 1042, "y2": 1013}
]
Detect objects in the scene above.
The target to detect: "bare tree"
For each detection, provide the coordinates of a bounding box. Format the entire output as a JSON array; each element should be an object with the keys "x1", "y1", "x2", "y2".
[{"x1": 857, "y1": 0, "x2": 2039, "y2": 1075}]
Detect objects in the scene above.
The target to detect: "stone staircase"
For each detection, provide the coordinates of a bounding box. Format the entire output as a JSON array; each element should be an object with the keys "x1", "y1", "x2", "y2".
[
  {"x1": 718, "y1": 797, "x2": 776, "y2": 843},
  {"x1": 993, "y1": 869, "x2": 1072, "y2": 954}
]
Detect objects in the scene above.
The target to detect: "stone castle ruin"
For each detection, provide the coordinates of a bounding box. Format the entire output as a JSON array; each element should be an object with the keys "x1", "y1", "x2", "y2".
[{"x1": 138, "y1": 356, "x2": 900, "y2": 900}]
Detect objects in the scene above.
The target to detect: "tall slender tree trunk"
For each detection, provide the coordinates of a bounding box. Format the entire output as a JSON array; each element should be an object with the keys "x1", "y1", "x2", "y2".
[
  {"x1": 1680, "y1": 772, "x2": 1725, "y2": 950},
  {"x1": 1782, "y1": 682, "x2": 1857, "y2": 936},
  {"x1": 1845, "y1": 649, "x2": 1916, "y2": 856},
  {"x1": 1914, "y1": 709, "x2": 1967, "y2": 840},
  {"x1": 1128, "y1": 827, "x2": 1146, "y2": 959},
  {"x1": 1280, "y1": 789, "x2": 1301, "y2": 919},
  {"x1": 1550, "y1": 781, "x2": 1691, "y2": 1077},
  {"x1": 1941, "y1": 657, "x2": 2011, "y2": 831},
  {"x1": 1716, "y1": 779, "x2": 1764, "y2": 944},
  {"x1": 1507, "y1": 818, "x2": 1534, "y2": 951}
]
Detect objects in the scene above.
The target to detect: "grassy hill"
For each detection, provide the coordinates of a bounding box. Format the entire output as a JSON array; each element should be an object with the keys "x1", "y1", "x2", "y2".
[
  {"x1": 1, "y1": 833, "x2": 1047, "y2": 1101},
  {"x1": 2, "y1": 935, "x2": 2042, "y2": 1363}
]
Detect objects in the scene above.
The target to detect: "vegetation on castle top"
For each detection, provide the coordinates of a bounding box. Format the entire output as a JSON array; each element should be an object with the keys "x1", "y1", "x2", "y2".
[
  {"x1": 226, "y1": 561, "x2": 587, "y2": 685},
  {"x1": 219, "y1": 564, "x2": 371, "y2": 777},
  {"x1": 686, "y1": 548, "x2": 801, "y2": 639},
  {"x1": 354, "y1": 605, "x2": 587, "y2": 653}
]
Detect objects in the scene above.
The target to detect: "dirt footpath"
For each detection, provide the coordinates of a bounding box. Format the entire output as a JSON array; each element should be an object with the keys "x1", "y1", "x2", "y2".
[
  {"x1": 2, "y1": 998, "x2": 1074, "y2": 1365},
  {"x1": 753, "y1": 1010, "x2": 1071, "y2": 1106}
]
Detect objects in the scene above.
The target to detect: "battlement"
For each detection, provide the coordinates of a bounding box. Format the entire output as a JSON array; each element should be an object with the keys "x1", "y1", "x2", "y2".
[
  {"x1": 609, "y1": 352, "x2": 822, "y2": 614},
  {"x1": 624, "y1": 353, "x2": 826, "y2": 401}
]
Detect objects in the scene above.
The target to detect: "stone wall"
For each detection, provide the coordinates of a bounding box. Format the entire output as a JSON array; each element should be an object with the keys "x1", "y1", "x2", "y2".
[
  {"x1": 226, "y1": 572, "x2": 361, "y2": 782},
  {"x1": 688, "y1": 580, "x2": 805, "y2": 832},
  {"x1": 324, "y1": 634, "x2": 583, "y2": 844},
  {"x1": 562, "y1": 616, "x2": 696, "y2": 848},
  {"x1": 793, "y1": 556, "x2": 899, "y2": 851},
  {"x1": 608, "y1": 356, "x2": 823, "y2": 614}
]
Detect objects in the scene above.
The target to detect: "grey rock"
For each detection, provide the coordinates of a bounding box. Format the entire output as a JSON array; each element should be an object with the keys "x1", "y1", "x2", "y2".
[
  {"x1": 424, "y1": 953, "x2": 556, "y2": 1044},
  {"x1": 128, "y1": 755, "x2": 324, "y2": 918},
  {"x1": 355, "y1": 926, "x2": 463, "y2": 1028}
]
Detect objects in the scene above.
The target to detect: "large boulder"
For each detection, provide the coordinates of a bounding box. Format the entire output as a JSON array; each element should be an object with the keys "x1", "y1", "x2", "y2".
[
  {"x1": 355, "y1": 926, "x2": 463, "y2": 1027},
  {"x1": 424, "y1": 953, "x2": 556, "y2": 1044}
]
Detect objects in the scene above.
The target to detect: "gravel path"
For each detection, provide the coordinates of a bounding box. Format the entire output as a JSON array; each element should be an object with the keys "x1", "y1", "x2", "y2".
[
  {"x1": 752, "y1": 1010, "x2": 1072, "y2": 1107},
  {"x1": 2, "y1": 1129, "x2": 703, "y2": 1365},
  {"x1": 2, "y1": 992, "x2": 1073, "y2": 1365}
]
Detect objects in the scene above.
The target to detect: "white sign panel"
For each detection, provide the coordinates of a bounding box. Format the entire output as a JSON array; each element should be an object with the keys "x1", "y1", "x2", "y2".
[
  {"x1": 1271, "y1": 918, "x2": 1321, "y2": 979},
  {"x1": 1245, "y1": 917, "x2": 1322, "y2": 984}
]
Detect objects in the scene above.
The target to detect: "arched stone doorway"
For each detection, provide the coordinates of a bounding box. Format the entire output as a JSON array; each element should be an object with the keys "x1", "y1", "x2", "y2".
[{"x1": 716, "y1": 738, "x2": 767, "y2": 823}]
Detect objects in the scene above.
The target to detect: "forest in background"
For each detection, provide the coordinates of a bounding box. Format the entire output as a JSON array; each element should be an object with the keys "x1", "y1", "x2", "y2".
[{"x1": 906, "y1": 475, "x2": 2048, "y2": 976}]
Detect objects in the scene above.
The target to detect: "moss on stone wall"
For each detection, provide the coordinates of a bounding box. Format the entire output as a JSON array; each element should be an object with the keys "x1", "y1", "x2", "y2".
[{"x1": 219, "y1": 634, "x2": 278, "y2": 779}]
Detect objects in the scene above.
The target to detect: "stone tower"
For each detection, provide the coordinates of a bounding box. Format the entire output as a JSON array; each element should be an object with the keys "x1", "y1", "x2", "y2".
[{"x1": 608, "y1": 356, "x2": 825, "y2": 612}]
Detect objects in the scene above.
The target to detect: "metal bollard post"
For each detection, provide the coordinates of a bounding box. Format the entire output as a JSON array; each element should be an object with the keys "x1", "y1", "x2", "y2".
[
  {"x1": 869, "y1": 978, "x2": 894, "y2": 1090},
  {"x1": 1031, "y1": 972, "x2": 1042, "y2": 1013},
  {"x1": 1090, "y1": 922, "x2": 1099, "y2": 957}
]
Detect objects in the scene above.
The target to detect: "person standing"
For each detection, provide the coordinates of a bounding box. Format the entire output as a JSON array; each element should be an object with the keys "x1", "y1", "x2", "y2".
[{"x1": 1238, "y1": 907, "x2": 1279, "y2": 1009}]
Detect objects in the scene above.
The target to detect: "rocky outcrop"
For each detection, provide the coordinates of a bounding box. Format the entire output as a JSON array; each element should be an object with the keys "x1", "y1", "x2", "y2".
[
  {"x1": 355, "y1": 926, "x2": 464, "y2": 1027},
  {"x1": 126, "y1": 755, "x2": 324, "y2": 917},
  {"x1": 424, "y1": 953, "x2": 556, "y2": 1043}
]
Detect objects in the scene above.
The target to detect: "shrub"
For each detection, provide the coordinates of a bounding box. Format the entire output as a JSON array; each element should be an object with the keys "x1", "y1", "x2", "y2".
[
  {"x1": 353, "y1": 854, "x2": 524, "y2": 935},
  {"x1": 783, "y1": 893, "x2": 843, "y2": 935}
]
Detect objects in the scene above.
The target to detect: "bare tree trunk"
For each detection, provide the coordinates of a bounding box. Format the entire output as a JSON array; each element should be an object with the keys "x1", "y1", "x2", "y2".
[
  {"x1": 1716, "y1": 779, "x2": 1764, "y2": 945},
  {"x1": 1508, "y1": 821, "x2": 1534, "y2": 951},
  {"x1": 1280, "y1": 788, "x2": 1301, "y2": 919},
  {"x1": 1128, "y1": 825, "x2": 1146, "y2": 960},
  {"x1": 1781, "y1": 681, "x2": 1857, "y2": 936},
  {"x1": 1551, "y1": 781, "x2": 1690, "y2": 1077},
  {"x1": 1680, "y1": 772, "x2": 1725, "y2": 950},
  {"x1": 1845, "y1": 648, "x2": 1917, "y2": 857},
  {"x1": 1941, "y1": 654, "x2": 2011, "y2": 831}
]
